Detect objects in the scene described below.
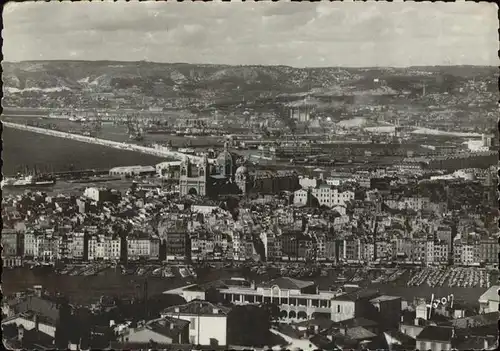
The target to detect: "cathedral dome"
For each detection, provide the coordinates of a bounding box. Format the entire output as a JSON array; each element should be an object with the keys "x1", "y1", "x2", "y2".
[{"x1": 217, "y1": 142, "x2": 235, "y2": 163}]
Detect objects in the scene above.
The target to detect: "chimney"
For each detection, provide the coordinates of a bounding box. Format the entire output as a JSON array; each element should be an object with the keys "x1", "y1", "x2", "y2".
[
  {"x1": 170, "y1": 323, "x2": 175, "y2": 330},
  {"x1": 33, "y1": 285, "x2": 42, "y2": 298},
  {"x1": 17, "y1": 325, "x2": 25, "y2": 342},
  {"x1": 213, "y1": 308, "x2": 219, "y2": 315},
  {"x1": 174, "y1": 307, "x2": 180, "y2": 313},
  {"x1": 34, "y1": 314, "x2": 39, "y2": 332}
]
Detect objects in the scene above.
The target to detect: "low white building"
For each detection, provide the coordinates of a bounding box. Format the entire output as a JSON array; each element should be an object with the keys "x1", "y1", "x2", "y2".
[
  {"x1": 168, "y1": 277, "x2": 379, "y2": 324},
  {"x1": 2, "y1": 313, "x2": 56, "y2": 338},
  {"x1": 161, "y1": 301, "x2": 230, "y2": 346},
  {"x1": 109, "y1": 165, "x2": 156, "y2": 177},
  {"x1": 478, "y1": 286, "x2": 500, "y2": 314}
]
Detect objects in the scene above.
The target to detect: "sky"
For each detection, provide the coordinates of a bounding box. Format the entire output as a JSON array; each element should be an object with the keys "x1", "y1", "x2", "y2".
[{"x1": 3, "y1": 0, "x2": 498, "y2": 67}]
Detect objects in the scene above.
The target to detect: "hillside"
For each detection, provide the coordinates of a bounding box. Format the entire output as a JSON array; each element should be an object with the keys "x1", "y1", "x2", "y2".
[
  {"x1": 2, "y1": 61, "x2": 498, "y2": 117},
  {"x1": 3, "y1": 61, "x2": 497, "y2": 106}
]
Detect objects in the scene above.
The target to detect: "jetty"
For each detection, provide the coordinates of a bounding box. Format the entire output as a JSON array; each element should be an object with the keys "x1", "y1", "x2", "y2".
[{"x1": 3, "y1": 122, "x2": 214, "y2": 163}]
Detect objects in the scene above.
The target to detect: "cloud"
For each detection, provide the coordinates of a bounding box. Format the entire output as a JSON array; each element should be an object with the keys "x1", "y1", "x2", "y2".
[{"x1": 2, "y1": 1, "x2": 498, "y2": 67}]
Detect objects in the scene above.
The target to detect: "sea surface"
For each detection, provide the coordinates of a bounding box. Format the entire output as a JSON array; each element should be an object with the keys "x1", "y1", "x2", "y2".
[
  {"x1": 2, "y1": 126, "x2": 167, "y2": 175},
  {"x1": 2, "y1": 266, "x2": 487, "y2": 306}
]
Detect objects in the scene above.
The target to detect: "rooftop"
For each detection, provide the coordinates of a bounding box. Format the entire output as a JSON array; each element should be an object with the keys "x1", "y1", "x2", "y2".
[
  {"x1": 141, "y1": 316, "x2": 190, "y2": 340},
  {"x1": 162, "y1": 300, "x2": 231, "y2": 317},
  {"x1": 416, "y1": 326, "x2": 454, "y2": 342},
  {"x1": 260, "y1": 277, "x2": 315, "y2": 290},
  {"x1": 346, "y1": 326, "x2": 377, "y2": 341},
  {"x1": 478, "y1": 285, "x2": 499, "y2": 303},
  {"x1": 332, "y1": 289, "x2": 379, "y2": 302},
  {"x1": 369, "y1": 295, "x2": 401, "y2": 303}
]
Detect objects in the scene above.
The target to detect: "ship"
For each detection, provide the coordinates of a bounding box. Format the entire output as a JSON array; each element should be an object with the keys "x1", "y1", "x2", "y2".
[
  {"x1": 2, "y1": 171, "x2": 56, "y2": 189},
  {"x1": 49, "y1": 111, "x2": 71, "y2": 119},
  {"x1": 145, "y1": 127, "x2": 174, "y2": 134}
]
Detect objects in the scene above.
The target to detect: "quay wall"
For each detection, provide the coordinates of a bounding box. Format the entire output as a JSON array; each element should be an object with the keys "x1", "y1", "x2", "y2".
[{"x1": 3, "y1": 122, "x2": 213, "y2": 163}]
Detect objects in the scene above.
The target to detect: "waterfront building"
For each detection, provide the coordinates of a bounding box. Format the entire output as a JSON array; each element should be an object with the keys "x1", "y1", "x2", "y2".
[
  {"x1": 127, "y1": 234, "x2": 159, "y2": 261},
  {"x1": 410, "y1": 238, "x2": 427, "y2": 263},
  {"x1": 57, "y1": 235, "x2": 73, "y2": 260},
  {"x1": 88, "y1": 234, "x2": 121, "y2": 261},
  {"x1": 69, "y1": 232, "x2": 87, "y2": 260},
  {"x1": 1, "y1": 229, "x2": 23, "y2": 257},
  {"x1": 33, "y1": 235, "x2": 59, "y2": 262},
  {"x1": 259, "y1": 231, "x2": 282, "y2": 261},
  {"x1": 161, "y1": 301, "x2": 230, "y2": 346},
  {"x1": 23, "y1": 232, "x2": 36, "y2": 258},
  {"x1": 432, "y1": 240, "x2": 449, "y2": 263},
  {"x1": 479, "y1": 237, "x2": 499, "y2": 264},
  {"x1": 174, "y1": 277, "x2": 381, "y2": 323},
  {"x1": 453, "y1": 235, "x2": 480, "y2": 266},
  {"x1": 109, "y1": 165, "x2": 156, "y2": 177},
  {"x1": 231, "y1": 231, "x2": 254, "y2": 261}
]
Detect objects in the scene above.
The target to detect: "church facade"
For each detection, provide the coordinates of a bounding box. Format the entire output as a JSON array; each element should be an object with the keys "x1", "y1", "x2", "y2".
[{"x1": 179, "y1": 143, "x2": 300, "y2": 198}]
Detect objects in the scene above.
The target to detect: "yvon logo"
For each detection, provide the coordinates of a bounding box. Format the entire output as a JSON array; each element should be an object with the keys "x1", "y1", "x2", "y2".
[{"x1": 426, "y1": 293, "x2": 454, "y2": 315}]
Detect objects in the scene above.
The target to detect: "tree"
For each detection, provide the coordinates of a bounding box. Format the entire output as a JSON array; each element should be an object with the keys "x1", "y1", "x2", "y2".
[
  {"x1": 263, "y1": 302, "x2": 281, "y2": 324},
  {"x1": 227, "y1": 305, "x2": 272, "y2": 347},
  {"x1": 205, "y1": 287, "x2": 224, "y2": 304}
]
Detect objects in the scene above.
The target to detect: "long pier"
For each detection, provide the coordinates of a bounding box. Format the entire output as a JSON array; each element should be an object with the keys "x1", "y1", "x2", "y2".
[{"x1": 3, "y1": 122, "x2": 214, "y2": 163}]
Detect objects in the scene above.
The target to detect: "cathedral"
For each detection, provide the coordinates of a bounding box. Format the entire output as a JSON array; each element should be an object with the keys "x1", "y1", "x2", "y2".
[{"x1": 179, "y1": 143, "x2": 299, "y2": 198}]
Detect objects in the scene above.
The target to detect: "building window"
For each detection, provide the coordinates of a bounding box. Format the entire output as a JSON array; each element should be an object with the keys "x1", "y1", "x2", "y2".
[{"x1": 190, "y1": 318, "x2": 196, "y2": 330}]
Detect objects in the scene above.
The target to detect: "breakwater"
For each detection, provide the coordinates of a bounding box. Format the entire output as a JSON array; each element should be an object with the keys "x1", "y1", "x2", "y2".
[{"x1": 3, "y1": 122, "x2": 214, "y2": 163}]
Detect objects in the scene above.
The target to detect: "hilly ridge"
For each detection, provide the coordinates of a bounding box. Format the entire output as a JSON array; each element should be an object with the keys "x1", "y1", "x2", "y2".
[{"x1": 2, "y1": 61, "x2": 497, "y2": 104}]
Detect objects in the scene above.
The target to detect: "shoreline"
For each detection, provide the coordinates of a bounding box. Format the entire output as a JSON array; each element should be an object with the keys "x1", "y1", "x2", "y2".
[{"x1": 3, "y1": 121, "x2": 213, "y2": 163}]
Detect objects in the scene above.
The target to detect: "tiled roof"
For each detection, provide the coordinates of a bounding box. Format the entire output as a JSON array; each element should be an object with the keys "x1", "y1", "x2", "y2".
[
  {"x1": 260, "y1": 277, "x2": 315, "y2": 290},
  {"x1": 346, "y1": 326, "x2": 377, "y2": 341},
  {"x1": 384, "y1": 330, "x2": 416, "y2": 346},
  {"x1": 332, "y1": 289, "x2": 379, "y2": 302},
  {"x1": 451, "y1": 311, "x2": 500, "y2": 329},
  {"x1": 370, "y1": 295, "x2": 400, "y2": 303},
  {"x1": 416, "y1": 326, "x2": 453, "y2": 342},
  {"x1": 309, "y1": 334, "x2": 336, "y2": 349},
  {"x1": 143, "y1": 317, "x2": 190, "y2": 339},
  {"x1": 162, "y1": 300, "x2": 231, "y2": 317},
  {"x1": 334, "y1": 317, "x2": 379, "y2": 329},
  {"x1": 11, "y1": 296, "x2": 60, "y2": 324}
]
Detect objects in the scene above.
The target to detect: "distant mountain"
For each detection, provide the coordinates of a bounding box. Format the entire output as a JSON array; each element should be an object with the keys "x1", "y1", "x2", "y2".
[{"x1": 2, "y1": 61, "x2": 497, "y2": 104}]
